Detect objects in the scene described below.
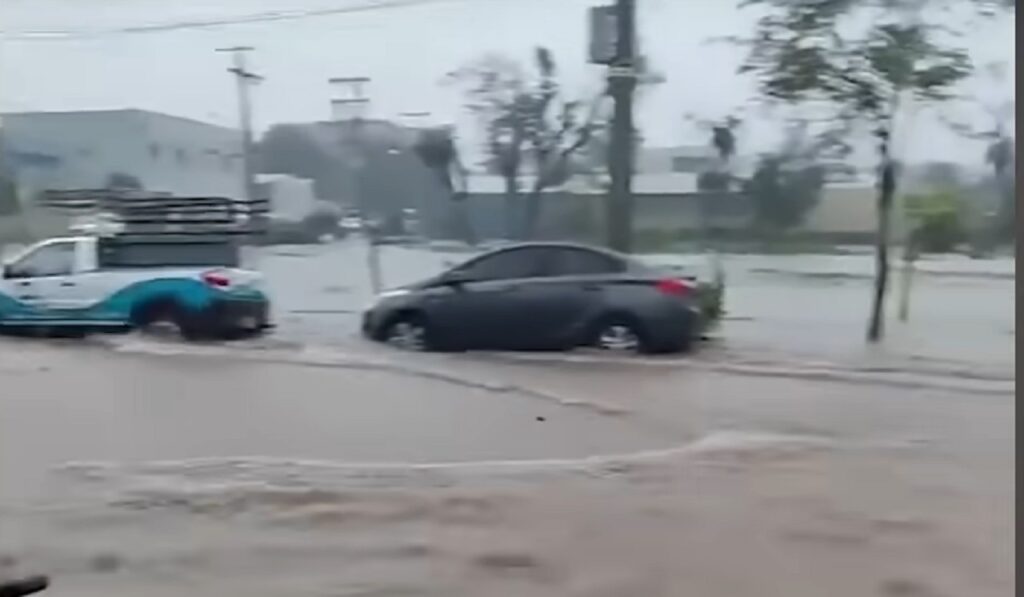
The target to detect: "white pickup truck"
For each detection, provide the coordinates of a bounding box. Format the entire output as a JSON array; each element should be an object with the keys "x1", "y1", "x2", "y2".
[{"x1": 0, "y1": 235, "x2": 271, "y2": 339}]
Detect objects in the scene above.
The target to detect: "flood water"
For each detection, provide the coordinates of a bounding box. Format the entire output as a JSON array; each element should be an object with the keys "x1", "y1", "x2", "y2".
[
  {"x1": 0, "y1": 240, "x2": 1014, "y2": 597},
  {"x1": 254, "y1": 239, "x2": 1014, "y2": 369}
]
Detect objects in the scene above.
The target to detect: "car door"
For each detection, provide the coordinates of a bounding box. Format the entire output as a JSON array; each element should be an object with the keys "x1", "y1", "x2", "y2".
[
  {"x1": 428, "y1": 247, "x2": 548, "y2": 349},
  {"x1": 534, "y1": 247, "x2": 627, "y2": 346},
  {"x1": 0, "y1": 240, "x2": 78, "y2": 319}
]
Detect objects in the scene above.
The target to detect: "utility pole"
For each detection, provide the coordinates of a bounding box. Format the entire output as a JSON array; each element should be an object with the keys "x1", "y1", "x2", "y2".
[
  {"x1": 330, "y1": 76, "x2": 382, "y2": 294},
  {"x1": 606, "y1": 0, "x2": 637, "y2": 253},
  {"x1": 216, "y1": 46, "x2": 262, "y2": 202}
]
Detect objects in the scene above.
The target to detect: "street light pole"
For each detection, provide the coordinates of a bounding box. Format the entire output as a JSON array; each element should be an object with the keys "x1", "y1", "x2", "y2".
[
  {"x1": 606, "y1": 0, "x2": 637, "y2": 253},
  {"x1": 216, "y1": 46, "x2": 263, "y2": 202},
  {"x1": 330, "y1": 76, "x2": 382, "y2": 295}
]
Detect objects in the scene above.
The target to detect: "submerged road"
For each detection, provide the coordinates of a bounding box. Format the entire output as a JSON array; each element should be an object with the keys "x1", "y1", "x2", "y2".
[{"x1": 0, "y1": 337, "x2": 1013, "y2": 597}]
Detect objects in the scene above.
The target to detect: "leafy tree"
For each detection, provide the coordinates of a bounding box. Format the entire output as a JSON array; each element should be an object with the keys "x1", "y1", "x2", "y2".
[
  {"x1": 448, "y1": 54, "x2": 529, "y2": 238},
  {"x1": 413, "y1": 126, "x2": 475, "y2": 244},
  {"x1": 943, "y1": 60, "x2": 1016, "y2": 243},
  {"x1": 697, "y1": 171, "x2": 731, "y2": 193},
  {"x1": 258, "y1": 125, "x2": 340, "y2": 200},
  {"x1": 905, "y1": 191, "x2": 967, "y2": 253},
  {"x1": 258, "y1": 122, "x2": 438, "y2": 232},
  {"x1": 521, "y1": 48, "x2": 599, "y2": 239},
  {"x1": 745, "y1": 155, "x2": 827, "y2": 231},
  {"x1": 687, "y1": 113, "x2": 744, "y2": 191},
  {"x1": 711, "y1": 116, "x2": 742, "y2": 168},
  {"x1": 736, "y1": 0, "x2": 979, "y2": 342},
  {"x1": 450, "y1": 48, "x2": 595, "y2": 239}
]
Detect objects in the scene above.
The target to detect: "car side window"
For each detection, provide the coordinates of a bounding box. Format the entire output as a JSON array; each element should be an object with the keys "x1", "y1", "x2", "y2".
[
  {"x1": 461, "y1": 248, "x2": 546, "y2": 281},
  {"x1": 546, "y1": 248, "x2": 625, "y2": 277},
  {"x1": 5, "y1": 242, "x2": 76, "y2": 278}
]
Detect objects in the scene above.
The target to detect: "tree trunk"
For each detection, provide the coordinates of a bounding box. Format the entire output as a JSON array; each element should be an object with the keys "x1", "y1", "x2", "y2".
[
  {"x1": 898, "y1": 233, "x2": 918, "y2": 322},
  {"x1": 502, "y1": 177, "x2": 519, "y2": 240},
  {"x1": 451, "y1": 196, "x2": 476, "y2": 247},
  {"x1": 523, "y1": 189, "x2": 543, "y2": 240},
  {"x1": 995, "y1": 164, "x2": 1015, "y2": 243},
  {"x1": 444, "y1": 163, "x2": 475, "y2": 246},
  {"x1": 867, "y1": 159, "x2": 896, "y2": 343}
]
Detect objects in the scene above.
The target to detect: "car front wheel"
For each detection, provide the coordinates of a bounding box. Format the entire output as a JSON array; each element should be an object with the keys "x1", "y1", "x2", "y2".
[{"x1": 381, "y1": 314, "x2": 430, "y2": 351}]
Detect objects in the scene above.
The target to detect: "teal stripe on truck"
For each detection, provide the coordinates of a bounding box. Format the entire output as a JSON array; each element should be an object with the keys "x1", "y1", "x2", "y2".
[{"x1": 0, "y1": 278, "x2": 266, "y2": 324}]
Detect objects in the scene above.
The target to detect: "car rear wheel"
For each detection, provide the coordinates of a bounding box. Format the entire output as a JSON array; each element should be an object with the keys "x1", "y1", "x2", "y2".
[{"x1": 589, "y1": 315, "x2": 649, "y2": 354}]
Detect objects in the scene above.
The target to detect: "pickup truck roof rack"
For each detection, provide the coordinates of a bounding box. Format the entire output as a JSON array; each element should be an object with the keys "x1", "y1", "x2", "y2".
[{"x1": 40, "y1": 189, "x2": 269, "y2": 239}]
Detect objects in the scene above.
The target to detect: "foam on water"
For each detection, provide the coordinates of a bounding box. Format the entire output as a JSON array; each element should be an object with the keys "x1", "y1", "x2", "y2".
[
  {"x1": 102, "y1": 333, "x2": 1015, "y2": 398},
  {"x1": 46, "y1": 430, "x2": 835, "y2": 514}
]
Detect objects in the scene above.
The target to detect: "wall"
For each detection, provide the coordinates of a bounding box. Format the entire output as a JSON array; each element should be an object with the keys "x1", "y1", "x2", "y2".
[
  {"x1": 2, "y1": 110, "x2": 244, "y2": 199},
  {"x1": 2, "y1": 111, "x2": 141, "y2": 192},
  {"x1": 443, "y1": 191, "x2": 753, "y2": 242},
  {"x1": 637, "y1": 146, "x2": 717, "y2": 174},
  {"x1": 804, "y1": 184, "x2": 907, "y2": 238},
  {"x1": 138, "y1": 111, "x2": 244, "y2": 198}
]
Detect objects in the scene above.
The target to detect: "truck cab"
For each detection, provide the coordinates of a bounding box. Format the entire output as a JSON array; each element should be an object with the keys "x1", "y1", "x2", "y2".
[{"x1": 0, "y1": 235, "x2": 271, "y2": 339}]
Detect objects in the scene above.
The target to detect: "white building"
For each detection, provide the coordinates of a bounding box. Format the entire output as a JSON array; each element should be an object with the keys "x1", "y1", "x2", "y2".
[
  {"x1": 255, "y1": 173, "x2": 318, "y2": 222},
  {"x1": 1, "y1": 109, "x2": 244, "y2": 199}
]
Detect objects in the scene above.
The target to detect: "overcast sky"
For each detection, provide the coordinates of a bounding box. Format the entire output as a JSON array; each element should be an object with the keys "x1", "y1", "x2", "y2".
[{"x1": 0, "y1": 0, "x2": 1015, "y2": 169}]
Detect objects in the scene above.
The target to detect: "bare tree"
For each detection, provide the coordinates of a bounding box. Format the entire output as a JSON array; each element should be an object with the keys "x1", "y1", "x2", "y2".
[{"x1": 449, "y1": 48, "x2": 596, "y2": 240}]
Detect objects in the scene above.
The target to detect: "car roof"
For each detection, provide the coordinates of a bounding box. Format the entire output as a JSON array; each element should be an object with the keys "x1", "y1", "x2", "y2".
[{"x1": 481, "y1": 241, "x2": 627, "y2": 258}]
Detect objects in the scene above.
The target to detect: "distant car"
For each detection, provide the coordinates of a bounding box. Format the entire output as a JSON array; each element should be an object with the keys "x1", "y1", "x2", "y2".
[
  {"x1": 362, "y1": 242, "x2": 708, "y2": 354},
  {"x1": 340, "y1": 215, "x2": 364, "y2": 231}
]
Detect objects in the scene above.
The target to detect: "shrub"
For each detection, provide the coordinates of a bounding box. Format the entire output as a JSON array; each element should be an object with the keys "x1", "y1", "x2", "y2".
[{"x1": 904, "y1": 191, "x2": 967, "y2": 254}]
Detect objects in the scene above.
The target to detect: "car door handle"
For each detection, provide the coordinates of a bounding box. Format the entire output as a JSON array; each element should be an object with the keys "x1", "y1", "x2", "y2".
[
  {"x1": 582, "y1": 283, "x2": 602, "y2": 291},
  {"x1": 16, "y1": 281, "x2": 31, "y2": 287},
  {"x1": 60, "y1": 281, "x2": 76, "y2": 287}
]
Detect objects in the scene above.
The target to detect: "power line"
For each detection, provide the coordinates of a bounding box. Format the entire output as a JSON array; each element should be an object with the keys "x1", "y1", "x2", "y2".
[{"x1": 1, "y1": 0, "x2": 498, "y2": 41}]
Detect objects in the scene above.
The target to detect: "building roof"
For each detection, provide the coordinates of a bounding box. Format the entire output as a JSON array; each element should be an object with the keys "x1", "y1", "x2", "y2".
[
  {"x1": 256, "y1": 173, "x2": 313, "y2": 183},
  {"x1": 1, "y1": 108, "x2": 238, "y2": 133}
]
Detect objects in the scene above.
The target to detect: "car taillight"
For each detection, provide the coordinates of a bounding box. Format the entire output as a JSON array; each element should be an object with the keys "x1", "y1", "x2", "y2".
[
  {"x1": 201, "y1": 271, "x2": 231, "y2": 288},
  {"x1": 655, "y1": 277, "x2": 692, "y2": 297}
]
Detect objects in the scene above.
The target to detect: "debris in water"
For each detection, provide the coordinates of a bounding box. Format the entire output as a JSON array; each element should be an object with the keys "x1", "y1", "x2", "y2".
[
  {"x1": 0, "y1": 575, "x2": 49, "y2": 597},
  {"x1": 89, "y1": 553, "x2": 122, "y2": 573}
]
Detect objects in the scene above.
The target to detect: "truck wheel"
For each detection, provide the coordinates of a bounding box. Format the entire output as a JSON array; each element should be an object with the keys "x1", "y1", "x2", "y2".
[{"x1": 132, "y1": 302, "x2": 206, "y2": 341}]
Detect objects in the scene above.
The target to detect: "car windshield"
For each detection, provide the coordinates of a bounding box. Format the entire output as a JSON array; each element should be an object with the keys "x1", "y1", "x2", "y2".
[{"x1": 0, "y1": 1, "x2": 1014, "y2": 597}]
